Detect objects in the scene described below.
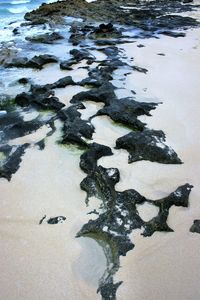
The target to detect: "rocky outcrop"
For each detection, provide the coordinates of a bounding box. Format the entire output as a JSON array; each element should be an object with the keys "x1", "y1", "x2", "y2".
[
  {"x1": 80, "y1": 143, "x2": 113, "y2": 174},
  {"x1": 24, "y1": 0, "x2": 199, "y2": 35},
  {"x1": 0, "y1": 144, "x2": 29, "y2": 181},
  {"x1": 71, "y1": 82, "x2": 116, "y2": 105},
  {"x1": 6, "y1": 54, "x2": 58, "y2": 69},
  {"x1": 25, "y1": 32, "x2": 64, "y2": 44},
  {"x1": 95, "y1": 97, "x2": 158, "y2": 130},
  {"x1": 1, "y1": 1, "x2": 198, "y2": 298},
  {"x1": 78, "y1": 145, "x2": 193, "y2": 298},
  {"x1": 190, "y1": 220, "x2": 200, "y2": 234},
  {"x1": 115, "y1": 129, "x2": 182, "y2": 164},
  {"x1": 15, "y1": 89, "x2": 64, "y2": 111},
  {"x1": 58, "y1": 104, "x2": 95, "y2": 147}
]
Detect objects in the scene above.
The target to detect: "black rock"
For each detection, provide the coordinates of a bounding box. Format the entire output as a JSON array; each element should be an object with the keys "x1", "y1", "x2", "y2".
[
  {"x1": 47, "y1": 216, "x2": 66, "y2": 224},
  {"x1": 18, "y1": 77, "x2": 30, "y2": 84},
  {"x1": 27, "y1": 54, "x2": 58, "y2": 69},
  {"x1": 99, "y1": 46, "x2": 119, "y2": 58},
  {"x1": 0, "y1": 144, "x2": 29, "y2": 181},
  {"x1": 70, "y1": 49, "x2": 94, "y2": 62},
  {"x1": 15, "y1": 90, "x2": 64, "y2": 111},
  {"x1": 58, "y1": 105, "x2": 95, "y2": 147},
  {"x1": 69, "y1": 32, "x2": 86, "y2": 46},
  {"x1": 160, "y1": 30, "x2": 186, "y2": 37},
  {"x1": 13, "y1": 28, "x2": 20, "y2": 35},
  {"x1": 80, "y1": 165, "x2": 120, "y2": 203},
  {"x1": 79, "y1": 66, "x2": 113, "y2": 87},
  {"x1": 183, "y1": 0, "x2": 193, "y2": 3},
  {"x1": 95, "y1": 97, "x2": 158, "y2": 130},
  {"x1": 47, "y1": 76, "x2": 76, "y2": 89},
  {"x1": 15, "y1": 83, "x2": 65, "y2": 111},
  {"x1": 71, "y1": 82, "x2": 116, "y2": 105},
  {"x1": 0, "y1": 108, "x2": 48, "y2": 142},
  {"x1": 116, "y1": 129, "x2": 182, "y2": 164},
  {"x1": 153, "y1": 14, "x2": 199, "y2": 30},
  {"x1": 26, "y1": 32, "x2": 64, "y2": 44},
  {"x1": 80, "y1": 143, "x2": 113, "y2": 174},
  {"x1": 95, "y1": 40, "x2": 117, "y2": 46},
  {"x1": 190, "y1": 220, "x2": 200, "y2": 234},
  {"x1": 137, "y1": 44, "x2": 145, "y2": 48},
  {"x1": 60, "y1": 59, "x2": 76, "y2": 70},
  {"x1": 6, "y1": 54, "x2": 58, "y2": 69},
  {"x1": 78, "y1": 148, "x2": 193, "y2": 298},
  {"x1": 97, "y1": 23, "x2": 114, "y2": 33},
  {"x1": 90, "y1": 23, "x2": 122, "y2": 40},
  {"x1": 143, "y1": 184, "x2": 193, "y2": 236},
  {"x1": 5, "y1": 57, "x2": 29, "y2": 68}
]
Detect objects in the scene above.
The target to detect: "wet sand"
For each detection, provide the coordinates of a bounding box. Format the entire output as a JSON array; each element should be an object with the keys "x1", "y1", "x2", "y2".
[{"x1": 0, "y1": 122, "x2": 106, "y2": 300}]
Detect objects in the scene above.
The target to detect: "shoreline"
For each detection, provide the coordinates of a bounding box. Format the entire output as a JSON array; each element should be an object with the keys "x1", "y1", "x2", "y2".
[{"x1": 0, "y1": 1, "x2": 200, "y2": 299}]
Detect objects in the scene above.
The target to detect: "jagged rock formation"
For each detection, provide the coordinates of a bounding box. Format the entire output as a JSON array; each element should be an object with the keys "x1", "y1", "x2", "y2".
[{"x1": 0, "y1": 1, "x2": 198, "y2": 298}]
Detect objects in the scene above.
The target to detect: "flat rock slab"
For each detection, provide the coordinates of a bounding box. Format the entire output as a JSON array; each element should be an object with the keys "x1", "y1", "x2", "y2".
[{"x1": 25, "y1": 32, "x2": 64, "y2": 44}]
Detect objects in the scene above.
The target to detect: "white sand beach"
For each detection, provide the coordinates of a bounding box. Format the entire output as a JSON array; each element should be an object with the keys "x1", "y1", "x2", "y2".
[{"x1": 0, "y1": 4, "x2": 200, "y2": 300}]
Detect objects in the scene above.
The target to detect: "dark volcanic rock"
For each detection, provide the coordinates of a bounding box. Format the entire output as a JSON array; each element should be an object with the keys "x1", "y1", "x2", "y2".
[
  {"x1": 24, "y1": 0, "x2": 199, "y2": 33},
  {"x1": 80, "y1": 165, "x2": 120, "y2": 204},
  {"x1": 159, "y1": 30, "x2": 186, "y2": 37},
  {"x1": 47, "y1": 216, "x2": 66, "y2": 224},
  {"x1": 13, "y1": 27, "x2": 20, "y2": 35},
  {"x1": 95, "y1": 40, "x2": 117, "y2": 46},
  {"x1": 27, "y1": 54, "x2": 58, "y2": 69},
  {"x1": 98, "y1": 46, "x2": 120, "y2": 58},
  {"x1": 143, "y1": 184, "x2": 193, "y2": 236},
  {"x1": 190, "y1": 220, "x2": 200, "y2": 234},
  {"x1": 183, "y1": 0, "x2": 193, "y2": 3},
  {"x1": 60, "y1": 59, "x2": 76, "y2": 70},
  {"x1": 152, "y1": 14, "x2": 198, "y2": 30},
  {"x1": 58, "y1": 105, "x2": 95, "y2": 147},
  {"x1": 99, "y1": 58, "x2": 128, "y2": 69},
  {"x1": 79, "y1": 66, "x2": 113, "y2": 87},
  {"x1": 26, "y1": 32, "x2": 64, "y2": 44},
  {"x1": 6, "y1": 54, "x2": 58, "y2": 69},
  {"x1": 78, "y1": 152, "x2": 193, "y2": 298},
  {"x1": 71, "y1": 82, "x2": 116, "y2": 105},
  {"x1": 116, "y1": 129, "x2": 182, "y2": 164},
  {"x1": 4, "y1": 118, "x2": 46, "y2": 140},
  {"x1": 15, "y1": 82, "x2": 68, "y2": 111},
  {"x1": 70, "y1": 48, "x2": 95, "y2": 61},
  {"x1": 89, "y1": 23, "x2": 122, "y2": 40},
  {"x1": 0, "y1": 108, "x2": 48, "y2": 142},
  {"x1": 5, "y1": 57, "x2": 29, "y2": 68},
  {"x1": 47, "y1": 76, "x2": 76, "y2": 89},
  {"x1": 80, "y1": 143, "x2": 113, "y2": 174},
  {"x1": 0, "y1": 144, "x2": 29, "y2": 181},
  {"x1": 15, "y1": 90, "x2": 64, "y2": 111},
  {"x1": 95, "y1": 97, "x2": 158, "y2": 130},
  {"x1": 98, "y1": 280, "x2": 123, "y2": 300},
  {"x1": 18, "y1": 77, "x2": 30, "y2": 85},
  {"x1": 95, "y1": 23, "x2": 115, "y2": 34}
]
